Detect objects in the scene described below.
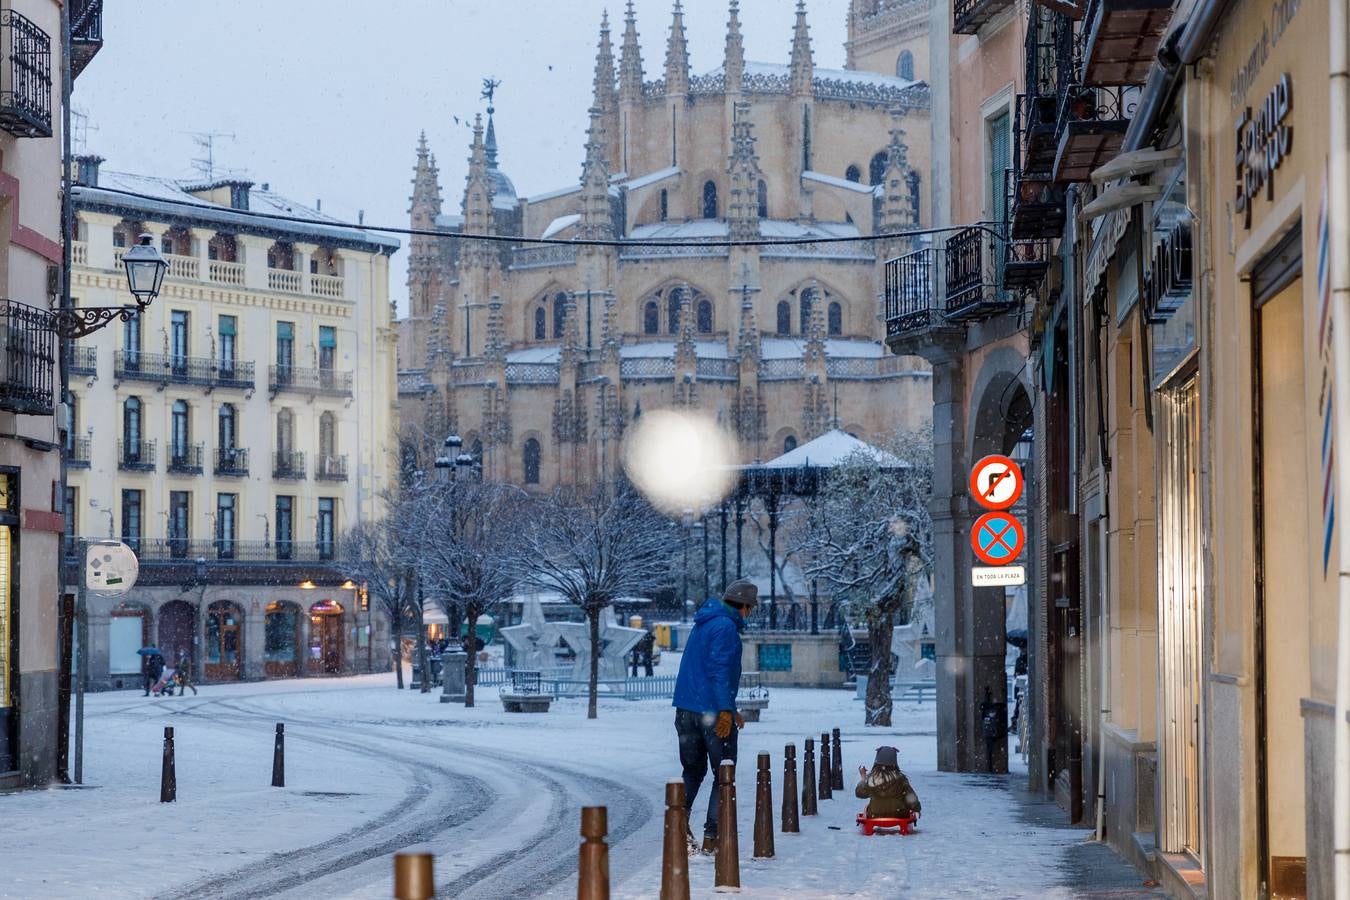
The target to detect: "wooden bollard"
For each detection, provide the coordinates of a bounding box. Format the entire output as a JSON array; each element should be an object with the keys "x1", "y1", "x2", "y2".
[
  {"x1": 160, "y1": 726, "x2": 176, "y2": 803},
  {"x1": 831, "y1": 728, "x2": 845, "y2": 791},
  {"x1": 781, "y1": 743, "x2": 800, "y2": 833},
  {"x1": 714, "y1": 761, "x2": 740, "y2": 890},
  {"x1": 818, "y1": 732, "x2": 833, "y2": 800},
  {"x1": 578, "y1": 806, "x2": 610, "y2": 900},
  {"x1": 753, "y1": 752, "x2": 775, "y2": 858},
  {"x1": 271, "y1": 723, "x2": 285, "y2": 788},
  {"x1": 801, "y1": 738, "x2": 818, "y2": 816},
  {"x1": 393, "y1": 853, "x2": 435, "y2": 900},
  {"x1": 660, "y1": 781, "x2": 690, "y2": 900}
]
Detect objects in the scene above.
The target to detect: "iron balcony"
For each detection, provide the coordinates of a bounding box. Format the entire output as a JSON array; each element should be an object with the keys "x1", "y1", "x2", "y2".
[
  {"x1": 214, "y1": 447, "x2": 249, "y2": 477},
  {"x1": 67, "y1": 436, "x2": 91, "y2": 469},
  {"x1": 114, "y1": 351, "x2": 256, "y2": 391},
  {"x1": 0, "y1": 10, "x2": 52, "y2": 138},
  {"x1": 274, "y1": 450, "x2": 306, "y2": 480},
  {"x1": 69, "y1": 344, "x2": 97, "y2": 378},
  {"x1": 0, "y1": 299, "x2": 56, "y2": 416},
  {"x1": 268, "y1": 365, "x2": 353, "y2": 398},
  {"x1": 954, "y1": 0, "x2": 1016, "y2": 35},
  {"x1": 69, "y1": 0, "x2": 103, "y2": 80},
  {"x1": 316, "y1": 454, "x2": 348, "y2": 482},
  {"x1": 1080, "y1": 0, "x2": 1173, "y2": 87},
  {"x1": 167, "y1": 443, "x2": 205, "y2": 475},
  {"x1": 118, "y1": 439, "x2": 157, "y2": 472}
]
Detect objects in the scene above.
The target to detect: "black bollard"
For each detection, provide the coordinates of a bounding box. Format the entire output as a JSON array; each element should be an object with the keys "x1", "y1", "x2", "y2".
[
  {"x1": 271, "y1": 722, "x2": 285, "y2": 788},
  {"x1": 781, "y1": 743, "x2": 800, "y2": 833},
  {"x1": 160, "y1": 726, "x2": 176, "y2": 803},
  {"x1": 801, "y1": 738, "x2": 818, "y2": 816},
  {"x1": 818, "y1": 732, "x2": 833, "y2": 800},
  {"x1": 831, "y1": 727, "x2": 845, "y2": 791}
]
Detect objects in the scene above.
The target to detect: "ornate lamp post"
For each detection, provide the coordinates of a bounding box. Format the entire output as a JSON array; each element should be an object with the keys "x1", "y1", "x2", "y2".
[{"x1": 55, "y1": 233, "x2": 167, "y2": 338}]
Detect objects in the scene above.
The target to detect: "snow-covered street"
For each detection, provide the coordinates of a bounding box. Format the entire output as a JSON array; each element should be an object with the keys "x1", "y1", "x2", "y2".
[{"x1": 0, "y1": 672, "x2": 1162, "y2": 899}]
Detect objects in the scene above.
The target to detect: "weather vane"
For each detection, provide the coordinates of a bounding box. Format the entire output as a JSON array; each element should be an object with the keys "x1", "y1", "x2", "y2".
[{"x1": 481, "y1": 78, "x2": 502, "y2": 112}]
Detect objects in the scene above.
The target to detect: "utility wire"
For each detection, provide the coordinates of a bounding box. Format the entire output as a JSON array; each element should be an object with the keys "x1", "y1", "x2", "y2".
[{"x1": 79, "y1": 184, "x2": 1004, "y2": 249}]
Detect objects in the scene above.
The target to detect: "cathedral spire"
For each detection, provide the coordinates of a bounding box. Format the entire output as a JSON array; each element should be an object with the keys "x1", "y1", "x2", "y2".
[
  {"x1": 409, "y1": 132, "x2": 443, "y2": 225},
  {"x1": 879, "y1": 107, "x2": 917, "y2": 254},
  {"x1": 724, "y1": 0, "x2": 745, "y2": 94},
  {"x1": 593, "y1": 10, "x2": 617, "y2": 112},
  {"x1": 664, "y1": 1, "x2": 690, "y2": 95},
  {"x1": 579, "y1": 107, "x2": 613, "y2": 241},
  {"x1": 619, "y1": 0, "x2": 644, "y2": 104},
  {"x1": 727, "y1": 102, "x2": 763, "y2": 241},
  {"x1": 789, "y1": 0, "x2": 814, "y2": 96},
  {"x1": 462, "y1": 114, "x2": 496, "y2": 268}
]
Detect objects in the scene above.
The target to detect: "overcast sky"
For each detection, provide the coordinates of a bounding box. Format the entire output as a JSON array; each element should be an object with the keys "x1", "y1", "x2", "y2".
[{"x1": 75, "y1": 1, "x2": 852, "y2": 315}]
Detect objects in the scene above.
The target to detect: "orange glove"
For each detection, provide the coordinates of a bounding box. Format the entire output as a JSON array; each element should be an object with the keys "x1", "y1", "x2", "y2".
[
  {"x1": 715, "y1": 710, "x2": 733, "y2": 738},
  {"x1": 735, "y1": 712, "x2": 745, "y2": 731}
]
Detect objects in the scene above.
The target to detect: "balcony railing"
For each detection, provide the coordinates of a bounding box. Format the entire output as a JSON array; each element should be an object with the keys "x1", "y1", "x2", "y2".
[
  {"x1": 208, "y1": 260, "x2": 245, "y2": 286},
  {"x1": 944, "y1": 227, "x2": 1015, "y2": 322},
  {"x1": 1053, "y1": 83, "x2": 1136, "y2": 183},
  {"x1": 316, "y1": 454, "x2": 348, "y2": 481},
  {"x1": 113, "y1": 537, "x2": 341, "y2": 564},
  {"x1": 311, "y1": 274, "x2": 345, "y2": 299},
  {"x1": 70, "y1": 0, "x2": 103, "y2": 80},
  {"x1": 118, "y1": 439, "x2": 156, "y2": 472},
  {"x1": 166, "y1": 443, "x2": 204, "y2": 475},
  {"x1": 1003, "y1": 168, "x2": 1052, "y2": 291},
  {"x1": 67, "y1": 436, "x2": 91, "y2": 468},
  {"x1": 1081, "y1": 0, "x2": 1173, "y2": 87},
  {"x1": 954, "y1": 0, "x2": 1016, "y2": 35},
  {"x1": 274, "y1": 450, "x2": 306, "y2": 480},
  {"x1": 69, "y1": 343, "x2": 97, "y2": 377},
  {"x1": 164, "y1": 254, "x2": 199, "y2": 280},
  {"x1": 268, "y1": 365, "x2": 353, "y2": 397},
  {"x1": 71, "y1": 241, "x2": 88, "y2": 266},
  {"x1": 0, "y1": 299, "x2": 56, "y2": 415},
  {"x1": 214, "y1": 447, "x2": 249, "y2": 477},
  {"x1": 884, "y1": 248, "x2": 944, "y2": 339},
  {"x1": 268, "y1": 268, "x2": 303, "y2": 293},
  {"x1": 114, "y1": 351, "x2": 255, "y2": 391},
  {"x1": 0, "y1": 10, "x2": 52, "y2": 138}
]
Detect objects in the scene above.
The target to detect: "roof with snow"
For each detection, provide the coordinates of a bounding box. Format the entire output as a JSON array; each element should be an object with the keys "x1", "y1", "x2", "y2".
[
  {"x1": 761, "y1": 429, "x2": 907, "y2": 469},
  {"x1": 74, "y1": 170, "x2": 400, "y2": 253}
]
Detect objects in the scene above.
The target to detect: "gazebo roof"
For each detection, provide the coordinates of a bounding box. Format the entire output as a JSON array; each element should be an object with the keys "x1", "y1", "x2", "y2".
[{"x1": 761, "y1": 429, "x2": 907, "y2": 470}]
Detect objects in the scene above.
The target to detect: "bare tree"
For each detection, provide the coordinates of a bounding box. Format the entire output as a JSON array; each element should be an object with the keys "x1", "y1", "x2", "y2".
[
  {"x1": 796, "y1": 429, "x2": 932, "y2": 726},
  {"x1": 338, "y1": 517, "x2": 416, "y2": 690},
  {"x1": 511, "y1": 484, "x2": 672, "y2": 719},
  {"x1": 403, "y1": 478, "x2": 527, "y2": 706}
]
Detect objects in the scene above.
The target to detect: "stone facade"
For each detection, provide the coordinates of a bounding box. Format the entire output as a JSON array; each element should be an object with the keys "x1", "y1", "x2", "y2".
[{"x1": 398, "y1": 0, "x2": 936, "y2": 488}]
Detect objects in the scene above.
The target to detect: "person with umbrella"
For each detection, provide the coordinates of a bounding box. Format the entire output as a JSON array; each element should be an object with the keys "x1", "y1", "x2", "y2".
[{"x1": 138, "y1": 647, "x2": 164, "y2": 697}]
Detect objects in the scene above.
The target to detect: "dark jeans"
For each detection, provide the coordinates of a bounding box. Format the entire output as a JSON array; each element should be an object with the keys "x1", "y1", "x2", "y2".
[{"x1": 675, "y1": 707, "x2": 737, "y2": 838}]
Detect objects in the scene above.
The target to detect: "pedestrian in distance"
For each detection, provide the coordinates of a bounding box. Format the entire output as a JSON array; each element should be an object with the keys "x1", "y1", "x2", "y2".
[
  {"x1": 855, "y1": 746, "x2": 922, "y2": 821},
  {"x1": 175, "y1": 649, "x2": 198, "y2": 696},
  {"x1": 143, "y1": 651, "x2": 165, "y2": 697},
  {"x1": 672, "y1": 578, "x2": 757, "y2": 856},
  {"x1": 638, "y1": 629, "x2": 656, "y2": 677}
]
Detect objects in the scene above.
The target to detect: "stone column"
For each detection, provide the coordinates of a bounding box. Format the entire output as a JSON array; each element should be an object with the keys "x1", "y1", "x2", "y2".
[
  {"x1": 237, "y1": 234, "x2": 272, "y2": 292},
  {"x1": 191, "y1": 227, "x2": 216, "y2": 282},
  {"x1": 243, "y1": 598, "x2": 266, "y2": 681},
  {"x1": 294, "y1": 242, "x2": 317, "y2": 295}
]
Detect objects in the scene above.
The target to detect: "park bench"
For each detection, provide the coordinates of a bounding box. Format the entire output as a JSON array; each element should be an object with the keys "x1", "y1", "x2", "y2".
[
  {"x1": 856, "y1": 812, "x2": 918, "y2": 836},
  {"x1": 737, "y1": 671, "x2": 770, "y2": 722},
  {"x1": 499, "y1": 669, "x2": 553, "y2": 713}
]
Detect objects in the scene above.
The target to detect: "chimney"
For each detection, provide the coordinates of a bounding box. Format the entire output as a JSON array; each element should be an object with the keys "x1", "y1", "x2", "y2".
[{"x1": 73, "y1": 154, "x2": 104, "y2": 187}]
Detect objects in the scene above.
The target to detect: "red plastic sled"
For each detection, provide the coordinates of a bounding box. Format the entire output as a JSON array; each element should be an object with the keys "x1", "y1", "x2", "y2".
[{"x1": 856, "y1": 812, "x2": 917, "y2": 835}]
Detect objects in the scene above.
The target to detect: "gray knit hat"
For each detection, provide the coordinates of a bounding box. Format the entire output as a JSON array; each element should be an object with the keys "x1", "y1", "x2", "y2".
[
  {"x1": 723, "y1": 579, "x2": 759, "y2": 609},
  {"x1": 873, "y1": 746, "x2": 899, "y2": 768}
]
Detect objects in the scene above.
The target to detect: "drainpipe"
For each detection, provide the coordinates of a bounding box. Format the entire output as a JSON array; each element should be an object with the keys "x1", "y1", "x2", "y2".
[{"x1": 1327, "y1": 0, "x2": 1350, "y2": 889}]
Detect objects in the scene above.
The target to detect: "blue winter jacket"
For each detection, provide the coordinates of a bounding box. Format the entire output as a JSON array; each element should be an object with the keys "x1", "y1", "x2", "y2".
[{"x1": 673, "y1": 599, "x2": 744, "y2": 715}]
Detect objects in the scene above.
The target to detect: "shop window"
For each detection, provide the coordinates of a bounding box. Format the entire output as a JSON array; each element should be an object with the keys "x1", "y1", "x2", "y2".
[
  {"x1": 758, "y1": 643, "x2": 792, "y2": 672},
  {"x1": 265, "y1": 602, "x2": 299, "y2": 665}
]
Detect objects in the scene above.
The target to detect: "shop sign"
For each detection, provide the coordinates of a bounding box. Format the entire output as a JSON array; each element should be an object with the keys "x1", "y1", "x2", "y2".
[
  {"x1": 1142, "y1": 219, "x2": 1194, "y2": 323},
  {"x1": 1235, "y1": 73, "x2": 1293, "y2": 229}
]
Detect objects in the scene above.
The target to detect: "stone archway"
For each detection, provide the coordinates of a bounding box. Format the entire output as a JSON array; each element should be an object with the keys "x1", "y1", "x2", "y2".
[{"x1": 157, "y1": 600, "x2": 195, "y2": 673}]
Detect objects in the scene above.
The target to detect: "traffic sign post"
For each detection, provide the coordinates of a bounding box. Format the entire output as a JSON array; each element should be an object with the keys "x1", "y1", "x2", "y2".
[
  {"x1": 969, "y1": 455, "x2": 1024, "y2": 511},
  {"x1": 971, "y1": 511, "x2": 1025, "y2": 566}
]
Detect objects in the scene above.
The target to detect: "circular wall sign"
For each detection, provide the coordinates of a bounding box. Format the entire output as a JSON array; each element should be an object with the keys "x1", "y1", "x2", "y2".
[
  {"x1": 969, "y1": 454, "x2": 1024, "y2": 511},
  {"x1": 971, "y1": 511, "x2": 1025, "y2": 566}
]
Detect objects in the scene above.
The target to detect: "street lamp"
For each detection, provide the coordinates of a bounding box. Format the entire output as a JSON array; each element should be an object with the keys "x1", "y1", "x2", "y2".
[
  {"x1": 121, "y1": 234, "x2": 169, "y2": 308},
  {"x1": 54, "y1": 233, "x2": 168, "y2": 339}
]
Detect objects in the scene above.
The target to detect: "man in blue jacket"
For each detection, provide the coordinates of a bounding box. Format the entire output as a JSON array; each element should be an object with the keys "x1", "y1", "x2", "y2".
[{"x1": 673, "y1": 578, "x2": 757, "y2": 855}]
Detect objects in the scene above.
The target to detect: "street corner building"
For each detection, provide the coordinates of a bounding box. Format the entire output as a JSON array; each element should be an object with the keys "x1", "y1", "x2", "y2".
[
  {"x1": 396, "y1": 0, "x2": 938, "y2": 488},
  {"x1": 64, "y1": 156, "x2": 400, "y2": 691}
]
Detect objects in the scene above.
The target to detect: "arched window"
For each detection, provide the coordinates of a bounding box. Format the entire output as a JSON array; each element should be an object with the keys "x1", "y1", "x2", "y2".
[
  {"x1": 123, "y1": 396, "x2": 142, "y2": 448},
  {"x1": 757, "y1": 180, "x2": 768, "y2": 218},
  {"x1": 667, "y1": 289, "x2": 682, "y2": 335},
  {"x1": 659, "y1": 189, "x2": 668, "y2": 222},
  {"x1": 784, "y1": 435, "x2": 798, "y2": 454},
  {"x1": 799, "y1": 288, "x2": 815, "y2": 333},
  {"x1": 869, "y1": 151, "x2": 888, "y2": 186},
  {"x1": 553, "y1": 292, "x2": 567, "y2": 339},
  {"x1": 897, "y1": 50, "x2": 914, "y2": 80},
  {"x1": 643, "y1": 301, "x2": 660, "y2": 335},
  {"x1": 845, "y1": 164, "x2": 862, "y2": 183},
  {"x1": 277, "y1": 408, "x2": 294, "y2": 454},
  {"x1": 702, "y1": 180, "x2": 718, "y2": 219},
  {"x1": 696, "y1": 299, "x2": 713, "y2": 334},
  {"x1": 171, "y1": 400, "x2": 190, "y2": 460},
  {"x1": 523, "y1": 437, "x2": 541, "y2": 485},
  {"x1": 776, "y1": 300, "x2": 791, "y2": 335},
  {"x1": 828, "y1": 301, "x2": 842, "y2": 336},
  {"x1": 319, "y1": 411, "x2": 336, "y2": 461},
  {"x1": 218, "y1": 403, "x2": 236, "y2": 450},
  {"x1": 534, "y1": 306, "x2": 546, "y2": 341}
]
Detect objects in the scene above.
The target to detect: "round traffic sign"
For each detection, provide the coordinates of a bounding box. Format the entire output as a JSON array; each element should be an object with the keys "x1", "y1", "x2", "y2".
[
  {"x1": 971, "y1": 511, "x2": 1025, "y2": 566},
  {"x1": 969, "y1": 454, "x2": 1024, "y2": 510}
]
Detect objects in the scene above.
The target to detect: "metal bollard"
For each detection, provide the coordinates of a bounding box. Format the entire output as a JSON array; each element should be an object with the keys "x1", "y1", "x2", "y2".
[
  {"x1": 271, "y1": 723, "x2": 285, "y2": 788},
  {"x1": 160, "y1": 726, "x2": 176, "y2": 803},
  {"x1": 831, "y1": 728, "x2": 845, "y2": 791},
  {"x1": 818, "y1": 732, "x2": 833, "y2": 800},
  {"x1": 660, "y1": 780, "x2": 691, "y2": 900},
  {"x1": 578, "y1": 806, "x2": 610, "y2": 900},
  {"x1": 781, "y1": 743, "x2": 800, "y2": 833},
  {"x1": 393, "y1": 853, "x2": 435, "y2": 900},
  {"x1": 714, "y1": 761, "x2": 740, "y2": 890},
  {"x1": 753, "y1": 752, "x2": 775, "y2": 858},
  {"x1": 801, "y1": 738, "x2": 818, "y2": 816}
]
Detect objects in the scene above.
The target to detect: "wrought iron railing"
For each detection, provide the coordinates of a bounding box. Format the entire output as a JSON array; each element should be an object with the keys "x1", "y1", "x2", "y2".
[
  {"x1": 67, "y1": 436, "x2": 91, "y2": 468},
  {"x1": 118, "y1": 439, "x2": 156, "y2": 472},
  {"x1": 166, "y1": 443, "x2": 204, "y2": 474},
  {"x1": 98, "y1": 537, "x2": 344, "y2": 564},
  {"x1": 884, "y1": 247, "x2": 941, "y2": 337},
  {"x1": 69, "y1": 343, "x2": 97, "y2": 376},
  {"x1": 70, "y1": 0, "x2": 104, "y2": 82},
  {"x1": 0, "y1": 299, "x2": 55, "y2": 415},
  {"x1": 316, "y1": 454, "x2": 348, "y2": 481},
  {"x1": 954, "y1": 0, "x2": 1016, "y2": 35},
  {"x1": 268, "y1": 365, "x2": 352, "y2": 397},
  {"x1": 114, "y1": 351, "x2": 255, "y2": 390},
  {"x1": 214, "y1": 447, "x2": 249, "y2": 477},
  {"x1": 0, "y1": 10, "x2": 51, "y2": 138},
  {"x1": 274, "y1": 450, "x2": 306, "y2": 480}
]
